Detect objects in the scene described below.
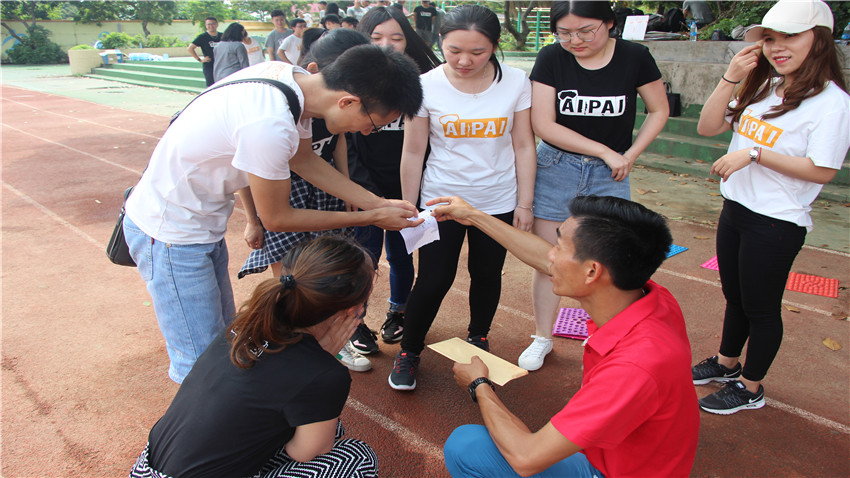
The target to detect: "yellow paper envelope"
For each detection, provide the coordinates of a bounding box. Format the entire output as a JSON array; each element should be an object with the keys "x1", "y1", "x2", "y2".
[{"x1": 427, "y1": 337, "x2": 529, "y2": 386}]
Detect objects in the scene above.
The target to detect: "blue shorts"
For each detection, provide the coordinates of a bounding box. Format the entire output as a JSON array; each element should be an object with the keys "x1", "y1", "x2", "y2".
[{"x1": 532, "y1": 141, "x2": 630, "y2": 222}]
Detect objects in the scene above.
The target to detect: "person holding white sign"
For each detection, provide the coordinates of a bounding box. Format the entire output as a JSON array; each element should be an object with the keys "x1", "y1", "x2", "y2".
[
  {"x1": 521, "y1": 0, "x2": 669, "y2": 372},
  {"x1": 393, "y1": 4, "x2": 536, "y2": 391}
]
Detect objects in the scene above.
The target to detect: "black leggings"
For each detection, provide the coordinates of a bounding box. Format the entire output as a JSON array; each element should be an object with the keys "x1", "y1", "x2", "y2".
[
  {"x1": 716, "y1": 200, "x2": 805, "y2": 382},
  {"x1": 401, "y1": 211, "x2": 513, "y2": 355}
]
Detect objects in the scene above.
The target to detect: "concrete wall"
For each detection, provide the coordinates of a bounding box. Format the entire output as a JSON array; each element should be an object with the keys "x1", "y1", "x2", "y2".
[
  {"x1": 637, "y1": 41, "x2": 850, "y2": 107},
  {"x1": 2, "y1": 20, "x2": 274, "y2": 60}
]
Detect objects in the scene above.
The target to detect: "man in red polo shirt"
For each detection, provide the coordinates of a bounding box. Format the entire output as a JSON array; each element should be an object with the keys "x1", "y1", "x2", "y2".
[{"x1": 432, "y1": 195, "x2": 699, "y2": 478}]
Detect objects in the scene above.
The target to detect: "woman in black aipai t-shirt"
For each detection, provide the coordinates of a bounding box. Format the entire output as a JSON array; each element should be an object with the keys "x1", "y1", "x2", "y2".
[{"x1": 517, "y1": 0, "x2": 669, "y2": 373}]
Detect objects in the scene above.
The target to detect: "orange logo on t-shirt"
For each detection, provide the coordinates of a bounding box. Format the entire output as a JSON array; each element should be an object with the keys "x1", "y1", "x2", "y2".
[
  {"x1": 439, "y1": 114, "x2": 507, "y2": 138},
  {"x1": 738, "y1": 110, "x2": 783, "y2": 147}
]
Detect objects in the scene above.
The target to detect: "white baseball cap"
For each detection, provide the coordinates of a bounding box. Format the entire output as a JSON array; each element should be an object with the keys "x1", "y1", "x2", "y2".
[{"x1": 744, "y1": 0, "x2": 834, "y2": 42}]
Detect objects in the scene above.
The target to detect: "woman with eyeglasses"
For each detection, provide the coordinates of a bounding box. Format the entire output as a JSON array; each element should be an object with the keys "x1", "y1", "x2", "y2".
[
  {"x1": 390, "y1": 4, "x2": 536, "y2": 391},
  {"x1": 519, "y1": 0, "x2": 669, "y2": 372}
]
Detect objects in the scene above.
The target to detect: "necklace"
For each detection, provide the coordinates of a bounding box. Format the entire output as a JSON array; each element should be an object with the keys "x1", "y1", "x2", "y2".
[{"x1": 472, "y1": 64, "x2": 492, "y2": 99}]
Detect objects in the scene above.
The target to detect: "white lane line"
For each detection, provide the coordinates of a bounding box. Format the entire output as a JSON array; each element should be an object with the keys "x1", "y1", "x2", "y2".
[
  {"x1": 2, "y1": 97, "x2": 164, "y2": 140},
  {"x1": 766, "y1": 398, "x2": 850, "y2": 435},
  {"x1": 657, "y1": 267, "x2": 835, "y2": 317},
  {"x1": 346, "y1": 398, "x2": 444, "y2": 460},
  {"x1": 2, "y1": 182, "x2": 104, "y2": 249},
  {"x1": 2, "y1": 124, "x2": 143, "y2": 176}
]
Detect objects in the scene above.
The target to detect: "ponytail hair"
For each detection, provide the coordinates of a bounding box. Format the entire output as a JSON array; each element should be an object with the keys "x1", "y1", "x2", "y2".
[
  {"x1": 228, "y1": 236, "x2": 374, "y2": 368},
  {"x1": 439, "y1": 4, "x2": 503, "y2": 82}
]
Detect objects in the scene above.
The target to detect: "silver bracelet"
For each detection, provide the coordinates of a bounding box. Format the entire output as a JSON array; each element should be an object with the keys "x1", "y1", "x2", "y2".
[{"x1": 516, "y1": 205, "x2": 533, "y2": 210}]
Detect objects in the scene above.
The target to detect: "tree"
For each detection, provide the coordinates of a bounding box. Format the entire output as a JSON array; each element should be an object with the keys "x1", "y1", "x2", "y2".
[
  {"x1": 176, "y1": 1, "x2": 234, "y2": 25},
  {"x1": 74, "y1": 1, "x2": 177, "y2": 37},
  {"x1": 503, "y1": 1, "x2": 550, "y2": 50},
  {"x1": 134, "y1": 1, "x2": 177, "y2": 37},
  {"x1": 1, "y1": 1, "x2": 63, "y2": 44}
]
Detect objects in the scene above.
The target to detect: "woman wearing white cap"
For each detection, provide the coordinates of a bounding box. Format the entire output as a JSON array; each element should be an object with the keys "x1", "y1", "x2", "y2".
[{"x1": 691, "y1": 0, "x2": 849, "y2": 415}]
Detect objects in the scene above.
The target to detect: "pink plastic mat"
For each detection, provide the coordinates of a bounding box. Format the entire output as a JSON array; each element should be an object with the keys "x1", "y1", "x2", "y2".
[
  {"x1": 553, "y1": 307, "x2": 589, "y2": 340},
  {"x1": 701, "y1": 256, "x2": 719, "y2": 271}
]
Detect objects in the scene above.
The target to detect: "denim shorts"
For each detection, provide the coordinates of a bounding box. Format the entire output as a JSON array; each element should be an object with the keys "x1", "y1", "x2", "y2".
[{"x1": 532, "y1": 141, "x2": 631, "y2": 222}]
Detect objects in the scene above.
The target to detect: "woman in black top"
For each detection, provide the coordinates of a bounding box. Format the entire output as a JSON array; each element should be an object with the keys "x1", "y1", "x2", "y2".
[
  {"x1": 342, "y1": 6, "x2": 441, "y2": 358},
  {"x1": 129, "y1": 236, "x2": 378, "y2": 478}
]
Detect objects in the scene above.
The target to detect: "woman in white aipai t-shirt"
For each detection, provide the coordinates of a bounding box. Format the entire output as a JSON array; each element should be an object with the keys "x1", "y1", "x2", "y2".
[
  {"x1": 691, "y1": 0, "x2": 849, "y2": 415},
  {"x1": 391, "y1": 4, "x2": 536, "y2": 391}
]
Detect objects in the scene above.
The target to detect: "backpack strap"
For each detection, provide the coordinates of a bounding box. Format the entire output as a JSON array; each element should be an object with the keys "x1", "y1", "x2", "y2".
[{"x1": 170, "y1": 77, "x2": 302, "y2": 126}]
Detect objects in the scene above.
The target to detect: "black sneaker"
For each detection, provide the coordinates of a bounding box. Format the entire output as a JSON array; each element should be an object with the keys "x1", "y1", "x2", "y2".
[
  {"x1": 380, "y1": 311, "x2": 404, "y2": 343},
  {"x1": 350, "y1": 323, "x2": 379, "y2": 355},
  {"x1": 692, "y1": 355, "x2": 742, "y2": 385},
  {"x1": 466, "y1": 334, "x2": 489, "y2": 352},
  {"x1": 699, "y1": 380, "x2": 765, "y2": 415},
  {"x1": 388, "y1": 350, "x2": 419, "y2": 391}
]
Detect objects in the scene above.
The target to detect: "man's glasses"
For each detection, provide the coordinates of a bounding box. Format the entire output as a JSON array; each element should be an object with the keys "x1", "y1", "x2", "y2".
[
  {"x1": 362, "y1": 102, "x2": 383, "y2": 134},
  {"x1": 555, "y1": 22, "x2": 604, "y2": 43}
]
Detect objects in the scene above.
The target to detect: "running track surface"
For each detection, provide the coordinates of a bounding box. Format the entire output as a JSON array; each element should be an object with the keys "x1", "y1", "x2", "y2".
[{"x1": 2, "y1": 85, "x2": 848, "y2": 477}]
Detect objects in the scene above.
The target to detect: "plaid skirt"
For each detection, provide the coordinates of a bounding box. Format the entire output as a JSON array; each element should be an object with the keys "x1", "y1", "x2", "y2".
[{"x1": 239, "y1": 172, "x2": 351, "y2": 279}]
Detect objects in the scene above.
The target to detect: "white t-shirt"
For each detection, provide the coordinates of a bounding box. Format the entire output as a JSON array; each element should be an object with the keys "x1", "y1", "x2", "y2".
[
  {"x1": 278, "y1": 35, "x2": 302, "y2": 64},
  {"x1": 243, "y1": 36, "x2": 265, "y2": 65},
  {"x1": 126, "y1": 62, "x2": 312, "y2": 244},
  {"x1": 417, "y1": 64, "x2": 531, "y2": 215},
  {"x1": 721, "y1": 80, "x2": 849, "y2": 230}
]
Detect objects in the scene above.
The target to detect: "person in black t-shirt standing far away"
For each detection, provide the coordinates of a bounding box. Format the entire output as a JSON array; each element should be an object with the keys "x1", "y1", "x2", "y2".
[
  {"x1": 413, "y1": 1, "x2": 438, "y2": 47},
  {"x1": 188, "y1": 17, "x2": 222, "y2": 86},
  {"x1": 129, "y1": 236, "x2": 380, "y2": 478}
]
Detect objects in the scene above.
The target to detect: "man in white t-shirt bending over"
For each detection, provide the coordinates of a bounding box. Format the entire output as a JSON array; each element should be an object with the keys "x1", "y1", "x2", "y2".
[{"x1": 123, "y1": 45, "x2": 424, "y2": 384}]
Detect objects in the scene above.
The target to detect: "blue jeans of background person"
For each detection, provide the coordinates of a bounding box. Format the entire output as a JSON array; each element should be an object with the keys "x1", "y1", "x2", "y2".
[
  {"x1": 354, "y1": 225, "x2": 414, "y2": 312},
  {"x1": 444, "y1": 425, "x2": 604, "y2": 478},
  {"x1": 716, "y1": 200, "x2": 805, "y2": 382},
  {"x1": 532, "y1": 141, "x2": 630, "y2": 222},
  {"x1": 123, "y1": 216, "x2": 236, "y2": 383}
]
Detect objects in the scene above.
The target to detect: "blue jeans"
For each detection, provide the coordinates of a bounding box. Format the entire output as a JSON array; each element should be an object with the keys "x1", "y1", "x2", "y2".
[
  {"x1": 354, "y1": 225, "x2": 413, "y2": 312},
  {"x1": 123, "y1": 217, "x2": 236, "y2": 383},
  {"x1": 444, "y1": 425, "x2": 604, "y2": 478},
  {"x1": 533, "y1": 141, "x2": 630, "y2": 222}
]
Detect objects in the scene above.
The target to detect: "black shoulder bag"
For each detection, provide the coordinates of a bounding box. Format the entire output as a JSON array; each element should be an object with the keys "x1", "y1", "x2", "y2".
[{"x1": 106, "y1": 78, "x2": 302, "y2": 266}]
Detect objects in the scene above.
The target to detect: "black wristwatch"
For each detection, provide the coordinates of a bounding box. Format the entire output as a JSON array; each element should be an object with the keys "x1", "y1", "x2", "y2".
[{"x1": 467, "y1": 377, "x2": 495, "y2": 403}]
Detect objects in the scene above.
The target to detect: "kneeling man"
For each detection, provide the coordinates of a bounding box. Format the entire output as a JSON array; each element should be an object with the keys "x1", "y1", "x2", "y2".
[{"x1": 433, "y1": 195, "x2": 699, "y2": 478}]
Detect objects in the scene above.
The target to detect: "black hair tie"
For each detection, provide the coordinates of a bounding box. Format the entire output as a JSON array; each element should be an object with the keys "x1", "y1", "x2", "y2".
[{"x1": 280, "y1": 274, "x2": 297, "y2": 290}]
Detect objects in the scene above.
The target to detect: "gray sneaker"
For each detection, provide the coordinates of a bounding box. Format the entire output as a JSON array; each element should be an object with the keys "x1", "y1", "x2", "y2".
[
  {"x1": 699, "y1": 380, "x2": 765, "y2": 415},
  {"x1": 692, "y1": 355, "x2": 742, "y2": 385}
]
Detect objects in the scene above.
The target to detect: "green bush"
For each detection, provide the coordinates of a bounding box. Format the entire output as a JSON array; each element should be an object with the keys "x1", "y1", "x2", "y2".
[
  {"x1": 70, "y1": 44, "x2": 95, "y2": 50},
  {"x1": 6, "y1": 25, "x2": 67, "y2": 64},
  {"x1": 131, "y1": 34, "x2": 188, "y2": 48},
  {"x1": 99, "y1": 32, "x2": 134, "y2": 49}
]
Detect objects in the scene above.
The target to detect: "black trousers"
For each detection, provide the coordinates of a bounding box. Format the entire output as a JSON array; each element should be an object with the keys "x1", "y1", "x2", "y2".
[
  {"x1": 202, "y1": 61, "x2": 215, "y2": 86},
  {"x1": 401, "y1": 211, "x2": 513, "y2": 354},
  {"x1": 716, "y1": 200, "x2": 805, "y2": 382}
]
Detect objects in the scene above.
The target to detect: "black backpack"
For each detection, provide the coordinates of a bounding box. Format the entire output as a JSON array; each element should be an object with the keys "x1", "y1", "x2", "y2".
[{"x1": 663, "y1": 8, "x2": 686, "y2": 33}]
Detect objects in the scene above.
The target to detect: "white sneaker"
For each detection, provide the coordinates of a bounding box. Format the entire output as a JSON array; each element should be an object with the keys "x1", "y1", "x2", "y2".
[
  {"x1": 337, "y1": 343, "x2": 372, "y2": 372},
  {"x1": 518, "y1": 335, "x2": 553, "y2": 371}
]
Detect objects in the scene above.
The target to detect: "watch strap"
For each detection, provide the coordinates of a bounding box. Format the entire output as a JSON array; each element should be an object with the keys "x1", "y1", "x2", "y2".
[{"x1": 468, "y1": 376, "x2": 495, "y2": 403}]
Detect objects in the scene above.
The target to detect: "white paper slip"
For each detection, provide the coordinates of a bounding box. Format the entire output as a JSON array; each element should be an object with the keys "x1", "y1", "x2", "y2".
[
  {"x1": 400, "y1": 209, "x2": 440, "y2": 254},
  {"x1": 427, "y1": 337, "x2": 529, "y2": 386}
]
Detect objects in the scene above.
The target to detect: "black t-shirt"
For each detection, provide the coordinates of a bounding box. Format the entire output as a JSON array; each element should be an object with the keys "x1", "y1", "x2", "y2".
[
  {"x1": 414, "y1": 6, "x2": 437, "y2": 30},
  {"x1": 529, "y1": 39, "x2": 661, "y2": 154},
  {"x1": 347, "y1": 116, "x2": 406, "y2": 199},
  {"x1": 192, "y1": 32, "x2": 222, "y2": 59},
  {"x1": 147, "y1": 331, "x2": 350, "y2": 478}
]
